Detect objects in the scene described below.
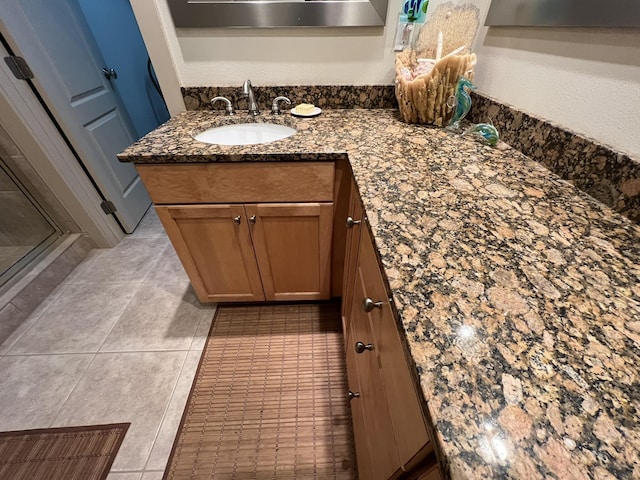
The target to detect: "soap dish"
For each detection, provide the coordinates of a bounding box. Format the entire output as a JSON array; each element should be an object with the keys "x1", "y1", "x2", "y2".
[{"x1": 290, "y1": 107, "x2": 322, "y2": 118}]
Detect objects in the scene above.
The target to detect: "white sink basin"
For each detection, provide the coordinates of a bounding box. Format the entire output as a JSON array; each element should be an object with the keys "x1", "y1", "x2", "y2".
[{"x1": 194, "y1": 123, "x2": 296, "y2": 146}]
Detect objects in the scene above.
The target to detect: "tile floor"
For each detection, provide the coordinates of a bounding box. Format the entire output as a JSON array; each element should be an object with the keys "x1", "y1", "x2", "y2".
[{"x1": 0, "y1": 208, "x2": 217, "y2": 480}]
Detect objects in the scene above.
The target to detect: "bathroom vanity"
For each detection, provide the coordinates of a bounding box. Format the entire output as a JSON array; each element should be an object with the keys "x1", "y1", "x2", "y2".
[
  {"x1": 119, "y1": 109, "x2": 640, "y2": 479},
  {"x1": 136, "y1": 162, "x2": 334, "y2": 302}
]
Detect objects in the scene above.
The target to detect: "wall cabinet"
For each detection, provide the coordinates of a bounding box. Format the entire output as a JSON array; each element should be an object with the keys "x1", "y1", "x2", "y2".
[
  {"x1": 342, "y1": 204, "x2": 437, "y2": 479},
  {"x1": 137, "y1": 163, "x2": 335, "y2": 303}
]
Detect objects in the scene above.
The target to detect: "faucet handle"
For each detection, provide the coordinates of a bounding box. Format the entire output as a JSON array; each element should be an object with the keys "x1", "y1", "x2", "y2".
[
  {"x1": 211, "y1": 96, "x2": 235, "y2": 115},
  {"x1": 271, "y1": 96, "x2": 291, "y2": 115}
]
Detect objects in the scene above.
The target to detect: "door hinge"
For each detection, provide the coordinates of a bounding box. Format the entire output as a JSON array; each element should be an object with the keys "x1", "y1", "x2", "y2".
[
  {"x1": 4, "y1": 55, "x2": 34, "y2": 80},
  {"x1": 100, "y1": 200, "x2": 117, "y2": 215}
]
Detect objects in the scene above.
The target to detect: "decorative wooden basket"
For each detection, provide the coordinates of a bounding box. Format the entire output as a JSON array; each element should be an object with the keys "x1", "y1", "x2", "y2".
[
  {"x1": 395, "y1": 50, "x2": 476, "y2": 126},
  {"x1": 394, "y1": 2, "x2": 480, "y2": 125}
]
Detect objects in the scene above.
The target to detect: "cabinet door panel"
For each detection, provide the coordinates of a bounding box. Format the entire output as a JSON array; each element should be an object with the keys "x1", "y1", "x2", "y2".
[
  {"x1": 345, "y1": 325, "x2": 374, "y2": 480},
  {"x1": 247, "y1": 203, "x2": 333, "y2": 301},
  {"x1": 156, "y1": 205, "x2": 265, "y2": 303},
  {"x1": 359, "y1": 229, "x2": 431, "y2": 469},
  {"x1": 349, "y1": 265, "x2": 400, "y2": 480}
]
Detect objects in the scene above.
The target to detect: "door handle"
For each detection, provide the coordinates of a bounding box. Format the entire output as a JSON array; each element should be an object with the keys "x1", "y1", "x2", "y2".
[
  {"x1": 102, "y1": 67, "x2": 117, "y2": 80},
  {"x1": 233, "y1": 215, "x2": 241, "y2": 224}
]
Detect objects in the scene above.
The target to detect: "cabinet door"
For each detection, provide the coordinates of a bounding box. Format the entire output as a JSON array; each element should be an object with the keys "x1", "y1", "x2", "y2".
[
  {"x1": 246, "y1": 203, "x2": 333, "y2": 301},
  {"x1": 347, "y1": 264, "x2": 400, "y2": 480},
  {"x1": 341, "y1": 180, "x2": 364, "y2": 336},
  {"x1": 156, "y1": 205, "x2": 265, "y2": 303},
  {"x1": 358, "y1": 228, "x2": 431, "y2": 470}
]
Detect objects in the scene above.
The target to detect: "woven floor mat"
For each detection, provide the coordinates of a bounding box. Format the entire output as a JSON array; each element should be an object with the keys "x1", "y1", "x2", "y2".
[
  {"x1": 164, "y1": 303, "x2": 357, "y2": 479},
  {"x1": 0, "y1": 423, "x2": 129, "y2": 480}
]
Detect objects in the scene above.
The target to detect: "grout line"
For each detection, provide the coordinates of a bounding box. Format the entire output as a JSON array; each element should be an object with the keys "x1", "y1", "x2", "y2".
[
  {"x1": 95, "y1": 282, "x2": 144, "y2": 354},
  {"x1": 1, "y1": 284, "x2": 70, "y2": 355},
  {"x1": 49, "y1": 352, "x2": 98, "y2": 428},
  {"x1": 141, "y1": 349, "x2": 191, "y2": 473},
  {"x1": 60, "y1": 249, "x2": 103, "y2": 285},
  {"x1": 187, "y1": 306, "x2": 217, "y2": 351}
]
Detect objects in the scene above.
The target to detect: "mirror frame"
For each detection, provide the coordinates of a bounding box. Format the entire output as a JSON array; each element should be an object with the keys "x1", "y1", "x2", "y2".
[
  {"x1": 485, "y1": 0, "x2": 640, "y2": 28},
  {"x1": 167, "y1": 0, "x2": 389, "y2": 28}
]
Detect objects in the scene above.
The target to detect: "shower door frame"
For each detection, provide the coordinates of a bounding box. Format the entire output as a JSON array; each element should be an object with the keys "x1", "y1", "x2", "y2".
[{"x1": 0, "y1": 157, "x2": 63, "y2": 288}]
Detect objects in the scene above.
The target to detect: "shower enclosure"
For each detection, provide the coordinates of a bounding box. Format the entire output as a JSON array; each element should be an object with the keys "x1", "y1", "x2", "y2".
[{"x1": 0, "y1": 157, "x2": 62, "y2": 288}]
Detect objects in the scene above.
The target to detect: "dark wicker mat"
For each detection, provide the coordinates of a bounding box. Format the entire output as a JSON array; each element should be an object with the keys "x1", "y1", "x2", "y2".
[
  {"x1": 164, "y1": 303, "x2": 357, "y2": 479},
  {"x1": 0, "y1": 423, "x2": 129, "y2": 480}
]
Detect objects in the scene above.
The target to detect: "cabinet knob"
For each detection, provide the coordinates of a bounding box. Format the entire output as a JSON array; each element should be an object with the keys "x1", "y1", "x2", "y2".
[
  {"x1": 362, "y1": 297, "x2": 383, "y2": 312},
  {"x1": 355, "y1": 341, "x2": 373, "y2": 354},
  {"x1": 249, "y1": 215, "x2": 256, "y2": 224},
  {"x1": 348, "y1": 391, "x2": 360, "y2": 400},
  {"x1": 233, "y1": 215, "x2": 241, "y2": 224},
  {"x1": 346, "y1": 216, "x2": 362, "y2": 229}
]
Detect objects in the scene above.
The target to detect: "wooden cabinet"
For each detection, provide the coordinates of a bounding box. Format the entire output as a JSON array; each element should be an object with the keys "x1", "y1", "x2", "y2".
[
  {"x1": 156, "y1": 204, "x2": 264, "y2": 303},
  {"x1": 245, "y1": 203, "x2": 333, "y2": 301},
  {"x1": 138, "y1": 163, "x2": 335, "y2": 303},
  {"x1": 346, "y1": 264, "x2": 400, "y2": 480},
  {"x1": 343, "y1": 222, "x2": 437, "y2": 479}
]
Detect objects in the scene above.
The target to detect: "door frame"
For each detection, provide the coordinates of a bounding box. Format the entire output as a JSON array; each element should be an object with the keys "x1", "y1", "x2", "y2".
[{"x1": 0, "y1": 26, "x2": 124, "y2": 248}]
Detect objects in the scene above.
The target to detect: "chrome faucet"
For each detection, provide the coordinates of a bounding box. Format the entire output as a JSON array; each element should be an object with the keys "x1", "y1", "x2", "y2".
[
  {"x1": 211, "y1": 96, "x2": 235, "y2": 115},
  {"x1": 242, "y1": 79, "x2": 259, "y2": 116}
]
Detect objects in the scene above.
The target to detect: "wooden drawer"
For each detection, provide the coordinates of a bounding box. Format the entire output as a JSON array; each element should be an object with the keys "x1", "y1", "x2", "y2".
[{"x1": 136, "y1": 162, "x2": 335, "y2": 204}]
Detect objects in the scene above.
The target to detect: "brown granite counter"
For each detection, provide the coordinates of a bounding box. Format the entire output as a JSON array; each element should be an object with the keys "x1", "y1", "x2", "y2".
[{"x1": 119, "y1": 109, "x2": 640, "y2": 479}]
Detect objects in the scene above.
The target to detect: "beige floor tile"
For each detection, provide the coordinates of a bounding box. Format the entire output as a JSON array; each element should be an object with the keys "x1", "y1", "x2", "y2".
[
  {"x1": 0, "y1": 354, "x2": 93, "y2": 430},
  {"x1": 189, "y1": 307, "x2": 216, "y2": 351},
  {"x1": 107, "y1": 473, "x2": 142, "y2": 480},
  {"x1": 141, "y1": 471, "x2": 164, "y2": 480},
  {"x1": 0, "y1": 283, "x2": 67, "y2": 355},
  {"x1": 52, "y1": 351, "x2": 187, "y2": 472},
  {"x1": 0, "y1": 303, "x2": 28, "y2": 348},
  {"x1": 60, "y1": 248, "x2": 103, "y2": 284},
  {"x1": 101, "y1": 283, "x2": 208, "y2": 352},
  {"x1": 8, "y1": 283, "x2": 138, "y2": 354},
  {"x1": 128, "y1": 208, "x2": 165, "y2": 239},
  {"x1": 145, "y1": 350, "x2": 201, "y2": 471},
  {"x1": 65, "y1": 237, "x2": 168, "y2": 284},
  {"x1": 143, "y1": 244, "x2": 188, "y2": 284}
]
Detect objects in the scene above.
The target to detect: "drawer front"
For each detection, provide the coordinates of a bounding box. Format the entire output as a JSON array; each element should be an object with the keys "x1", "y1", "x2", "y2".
[{"x1": 136, "y1": 162, "x2": 335, "y2": 204}]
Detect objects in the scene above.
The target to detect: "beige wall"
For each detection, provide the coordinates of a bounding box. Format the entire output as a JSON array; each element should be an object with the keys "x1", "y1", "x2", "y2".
[
  {"x1": 136, "y1": 0, "x2": 640, "y2": 158},
  {"x1": 473, "y1": 24, "x2": 640, "y2": 159}
]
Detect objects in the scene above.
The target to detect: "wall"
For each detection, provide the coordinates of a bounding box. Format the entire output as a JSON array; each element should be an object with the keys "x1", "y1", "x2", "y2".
[
  {"x1": 473, "y1": 23, "x2": 640, "y2": 159},
  {"x1": 135, "y1": 0, "x2": 640, "y2": 159},
  {"x1": 138, "y1": 0, "x2": 405, "y2": 88},
  {"x1": 77, "y1": 0, "x2": 169, "y2": 138}
]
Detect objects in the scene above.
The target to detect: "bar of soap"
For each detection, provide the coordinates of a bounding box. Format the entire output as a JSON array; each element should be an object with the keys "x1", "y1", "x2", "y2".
[{"x1": 294, "y1": 103, "x2": 315, "y2": 115}]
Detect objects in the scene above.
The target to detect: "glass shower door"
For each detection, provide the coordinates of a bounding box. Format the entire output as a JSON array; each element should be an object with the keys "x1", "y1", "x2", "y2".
[{"x1": 0, "y1": 160, "x2": 61, "y2": 286}]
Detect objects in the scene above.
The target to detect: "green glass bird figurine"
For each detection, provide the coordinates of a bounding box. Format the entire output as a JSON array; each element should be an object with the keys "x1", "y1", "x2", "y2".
[
  {"x1": 462, "y1": 122, "x2": 500, "y2": 147},
  {"x1": 448, "y1": 77, "x2": 476, "y2": 129}
]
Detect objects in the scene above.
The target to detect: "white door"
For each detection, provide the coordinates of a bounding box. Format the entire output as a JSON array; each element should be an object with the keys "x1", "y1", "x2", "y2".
[{"x1": 0, "y1": 0, "x2": 151, "y2": 232}]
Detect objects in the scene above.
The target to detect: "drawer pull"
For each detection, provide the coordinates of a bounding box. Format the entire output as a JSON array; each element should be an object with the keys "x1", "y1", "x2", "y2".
[
  {"x1": 346, "y1": 216, "x2": 362, "y2": 229},
  {"x1": 348, "y1": 391, "x2": 360, "y2": 400},
  {"x1": 362, "y1": 297, "x2": 383, "y2": 312},
  {"x1": 233, "y1": 215, "x2": 241, "y2": 224},
  {"x1": 355, "y1": 341, "x2": 373, "y2": 353}
]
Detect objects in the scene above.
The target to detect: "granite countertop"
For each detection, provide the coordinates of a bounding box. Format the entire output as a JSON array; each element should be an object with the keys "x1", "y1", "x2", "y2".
[{"x1": 120, "y1": 109, "x2": 640, "y2": 479}]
